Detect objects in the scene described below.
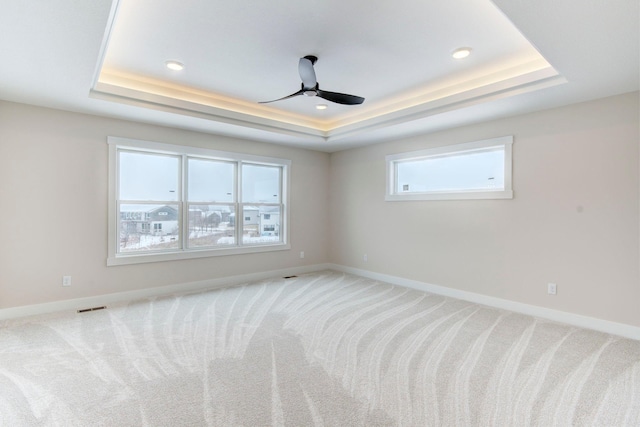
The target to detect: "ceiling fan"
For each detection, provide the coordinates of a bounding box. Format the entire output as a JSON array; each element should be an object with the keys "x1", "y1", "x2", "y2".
[{"x1": 259, "y1": 55, "x2": 365, "y2": 105}]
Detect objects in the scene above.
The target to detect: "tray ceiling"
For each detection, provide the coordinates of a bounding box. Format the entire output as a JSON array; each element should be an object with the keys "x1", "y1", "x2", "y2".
[{"x1": 0, "y1": 0, "x2": 637, "y2": 151}]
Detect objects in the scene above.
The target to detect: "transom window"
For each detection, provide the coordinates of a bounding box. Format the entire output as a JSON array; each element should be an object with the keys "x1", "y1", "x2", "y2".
[
  {"x1": 108, "y1": 137, "x2": 290, "y2": 265},
  {"x1": 386, "y1": 136, "x2": 513, "y2": 201}
]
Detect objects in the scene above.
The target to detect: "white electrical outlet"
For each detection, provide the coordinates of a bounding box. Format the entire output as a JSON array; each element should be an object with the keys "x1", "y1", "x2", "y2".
[
  {"x1": 547, "y1": 283, "x2": 557, "y2": 295},
  {"x1": 300, "y1": 251, "x2": 305, "y2": 259},
  {"x1": 62, "y1": 276, "x2": 72, "y2": 287}
]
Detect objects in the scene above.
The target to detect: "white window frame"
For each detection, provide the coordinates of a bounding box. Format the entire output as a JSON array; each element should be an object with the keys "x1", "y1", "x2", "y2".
[
  {"x1": 385, "y1": 136, "x2": 513, "y2": 201},
  {"x1": 108, "y1": 137, "x2": 291, "y2": 266}
]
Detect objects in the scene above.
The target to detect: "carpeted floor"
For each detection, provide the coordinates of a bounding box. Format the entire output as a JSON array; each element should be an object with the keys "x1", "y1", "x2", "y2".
[{"x1": 1, "y1": 270, "x2": 639, "y2": 426}]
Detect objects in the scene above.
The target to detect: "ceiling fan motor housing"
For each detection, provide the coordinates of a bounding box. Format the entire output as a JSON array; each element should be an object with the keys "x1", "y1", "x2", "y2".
[
  {"x1": 303, "y1": 82, "x2": 319, "y2": 96},
  {"x1": 303, "y1": 55, "x2": 318, "y2": 64}
]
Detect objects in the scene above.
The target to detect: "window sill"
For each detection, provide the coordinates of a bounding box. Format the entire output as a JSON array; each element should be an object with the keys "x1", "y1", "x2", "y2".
[
  {"x1": 385, "y1": 189, "x2": 513, "y2": 201},
  {"x1": 107, "y1": 243, "x2": 291, "y2": 266}
]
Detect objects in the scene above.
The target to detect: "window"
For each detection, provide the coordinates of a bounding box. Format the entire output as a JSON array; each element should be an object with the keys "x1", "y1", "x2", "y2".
[
  {"x1": 386, "y1": 136, "x2": 513, "y2": 201},
  {"x1": 108, "y1": 137, "x2": 290, "y2": 265}
]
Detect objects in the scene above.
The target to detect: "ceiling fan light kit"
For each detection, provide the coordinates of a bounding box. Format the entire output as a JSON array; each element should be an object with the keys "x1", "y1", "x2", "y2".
[
  {"x1": 452, "y1": 47, "x2": 472, "y2": 59},
  {"x1": 260, "y1": 55, "x2": 365, "y2": 105},
  {"x1": 165, "y1": 60, "x2": 185, "y2": 71}
]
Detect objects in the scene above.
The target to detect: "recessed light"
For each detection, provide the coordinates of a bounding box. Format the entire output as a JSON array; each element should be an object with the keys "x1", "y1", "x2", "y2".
[
  {"x1": 452, "y1": 47, "x2": 472, "y2": 59},
  {"x1": 165, "y1": 60, "x2": 184, "y2": 71},
  {"x1": 316, "y1": 104, "x2": 328, "y2": 110}
]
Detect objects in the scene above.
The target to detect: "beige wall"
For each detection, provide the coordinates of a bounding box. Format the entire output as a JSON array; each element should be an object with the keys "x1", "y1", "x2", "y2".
[
  {"x1": 329, "y1": 92, "x2": 640, "y2": 327},
  {"x1": 0, "y1": 101, "x2": 331, "y2": 308},
  {"x1": 2, "y1": 93, "x2": 639, "y2": 328}
]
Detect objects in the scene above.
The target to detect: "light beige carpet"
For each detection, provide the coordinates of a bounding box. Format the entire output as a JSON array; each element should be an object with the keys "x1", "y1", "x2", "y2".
[{"x1": 1, "y1": 271, "x2": 639, "y2": 426}]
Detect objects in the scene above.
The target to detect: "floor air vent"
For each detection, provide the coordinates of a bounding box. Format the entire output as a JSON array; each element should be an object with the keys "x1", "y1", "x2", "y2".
[
  {"x1": 77, "y1": 306, "x2": 107, "y2": 313},
  {"x1": 283, "y1": 275, "x2": 298, "y2": 279}
]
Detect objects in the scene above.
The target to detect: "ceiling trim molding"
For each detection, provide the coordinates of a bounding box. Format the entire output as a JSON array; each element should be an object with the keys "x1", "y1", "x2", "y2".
[
  {"x1": 90, "y1": 0, "x2": 122, "y2": 89},
  {"x1": 90, "y1": 83, "x2": 329, "y2": 141},
  {"x1": 326, "y1": 67, "x2": 567, "y2": 142},
  {"x1": 91, "y1": 64, "x2": 565, "y2": 143}
]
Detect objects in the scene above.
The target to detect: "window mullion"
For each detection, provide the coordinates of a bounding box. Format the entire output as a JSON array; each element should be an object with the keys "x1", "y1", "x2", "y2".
[
  {"x1": 181, "y1": 154, "x2": 188, "y2": 250},
  {"x1": 237, "y1": 161, "x2": 243, "y2": 247}
]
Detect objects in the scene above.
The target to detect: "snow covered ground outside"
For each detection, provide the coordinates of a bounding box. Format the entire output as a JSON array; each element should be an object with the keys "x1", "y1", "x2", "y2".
[{"x1": 121, "y1": 230, "x2": 279, "y2": 252}]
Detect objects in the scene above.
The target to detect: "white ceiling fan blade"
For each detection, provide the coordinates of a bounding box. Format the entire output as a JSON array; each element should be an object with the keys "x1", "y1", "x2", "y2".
[{"x1": 298, "y1": 56, "x2": 317, "y2": 89}]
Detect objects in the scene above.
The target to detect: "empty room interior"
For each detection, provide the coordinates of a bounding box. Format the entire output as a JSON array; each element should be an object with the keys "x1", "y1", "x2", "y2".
[{"x1": 1, "y1": 0, "x2": 639, "y2": 425}]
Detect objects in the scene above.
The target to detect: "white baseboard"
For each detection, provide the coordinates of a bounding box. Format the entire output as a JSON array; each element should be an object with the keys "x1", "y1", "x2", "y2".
[
  {"x1": 0, "y1": 263, "x2": 332, "y2": 321},
  {"x1": 4, "y1": 263, "x2": 639, "y2": 341},
  {"x1": 328, "y1": 264, "x2": 640, "y2": 341}
]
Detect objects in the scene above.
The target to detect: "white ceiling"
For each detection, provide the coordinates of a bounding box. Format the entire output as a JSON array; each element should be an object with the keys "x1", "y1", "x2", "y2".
[{"x1": 0, "y1": 0, "x2": 637, "y2": 152}]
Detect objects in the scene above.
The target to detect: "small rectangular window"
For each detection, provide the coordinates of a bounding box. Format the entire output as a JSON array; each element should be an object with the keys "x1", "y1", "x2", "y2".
[{"x1": 386, "y1": 136, "x2": 513, "y2": 201}]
